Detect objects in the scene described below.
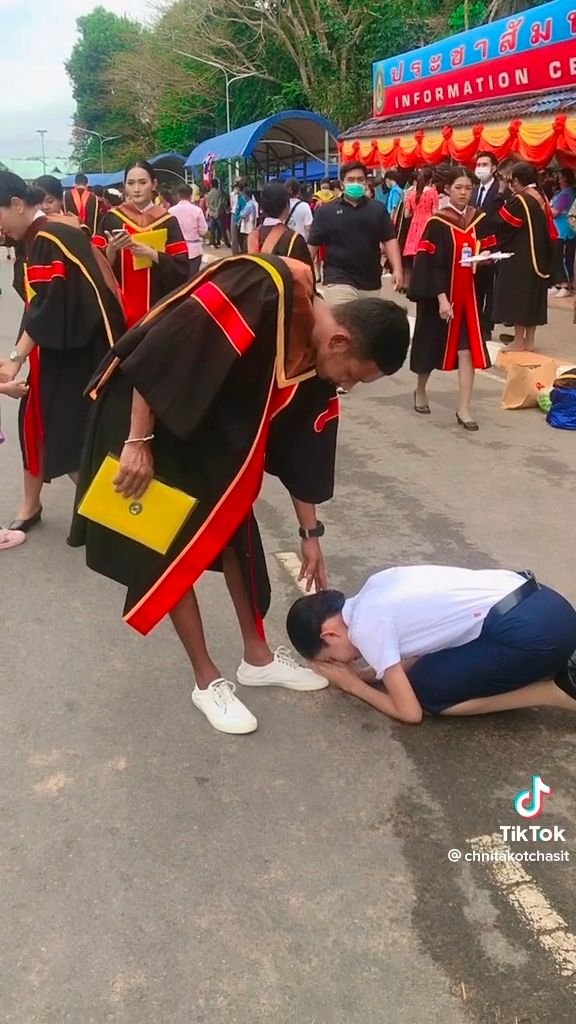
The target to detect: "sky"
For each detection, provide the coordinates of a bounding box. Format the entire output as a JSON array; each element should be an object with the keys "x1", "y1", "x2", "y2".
[{"x1": 0, "y1": 0, "x2": 149, "y2": 160}]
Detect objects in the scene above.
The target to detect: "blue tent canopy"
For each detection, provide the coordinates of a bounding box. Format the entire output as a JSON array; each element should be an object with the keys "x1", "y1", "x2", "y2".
[
  {"x1": 276, "y1": 160, "x2": 339, "y2": 182},
  {"x1": 185, "y1": 110, "x2": 339, "y2": 172},
  {"x1": 59, "y1": 151, "x2": 186, "y2": 189}
]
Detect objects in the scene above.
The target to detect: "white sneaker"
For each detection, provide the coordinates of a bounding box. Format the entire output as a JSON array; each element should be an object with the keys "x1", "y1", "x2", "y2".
[
  {"x1": 555, "y1": 287, "x2": 570, "y2": 298},
  {"x1": 191, "y1": 678, "x2": 257, "y2": 734},
  {"x1": 237, "y1": 646, "x2": 329, "y2": 691}
]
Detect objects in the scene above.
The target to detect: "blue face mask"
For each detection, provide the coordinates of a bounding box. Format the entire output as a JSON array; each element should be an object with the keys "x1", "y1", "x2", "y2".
[{"x1": 344, "y1": 183, "x2": 365, "y2": 200}]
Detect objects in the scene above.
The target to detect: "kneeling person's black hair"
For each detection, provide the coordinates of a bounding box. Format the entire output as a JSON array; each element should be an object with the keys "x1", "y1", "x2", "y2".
[
  {"x1": 286, "y1": 590, "x2": 346, "y2": 660},
  {"x1": 333, "y1": 299, "x2": 410, "y2": 376}
]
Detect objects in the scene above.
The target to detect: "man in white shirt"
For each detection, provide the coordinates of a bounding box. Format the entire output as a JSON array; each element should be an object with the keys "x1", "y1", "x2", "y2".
[
  {"x1": 286, "y1": 178, "x2": 313, "y2": 240},
  {"x1": 286, "y1": 565, "x2": 576, "y2": 723}
]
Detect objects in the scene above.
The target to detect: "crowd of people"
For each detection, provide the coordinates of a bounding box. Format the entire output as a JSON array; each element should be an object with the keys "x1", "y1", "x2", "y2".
[{"x1": 1, "y1": 153, "x2": 575, "y2": 734}]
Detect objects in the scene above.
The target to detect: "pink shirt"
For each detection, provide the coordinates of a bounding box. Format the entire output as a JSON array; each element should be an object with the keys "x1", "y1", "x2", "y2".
[
  {"x1": 169, "y1": 200, "x2": 208, "y2": 259},
  {"x1": 403, "y1": 186, "x2": 439, "y2": 257}
]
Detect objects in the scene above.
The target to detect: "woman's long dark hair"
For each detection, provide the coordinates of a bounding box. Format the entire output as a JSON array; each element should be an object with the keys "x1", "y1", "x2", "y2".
[
  {"x1": 415, "y1": 167, "x2": 434, "y2": 204},
  {"x1": 124, "y1": 158, "x2": 155, "y2": 183},
  {"x1": 34, "y1": 175, "x2": 63, "y2": 202},
  {"x1": 0, "y1": 171, "x2": 44, "y2": 208}
]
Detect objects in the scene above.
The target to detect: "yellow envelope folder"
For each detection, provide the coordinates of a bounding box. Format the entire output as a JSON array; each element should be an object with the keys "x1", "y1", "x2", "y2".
[
  {"x1": 131, "y1": 228, "x2": 168, "y2": 270},
  {"x1": 77, "y1": 455, "x2": 198, "y2": 554}
]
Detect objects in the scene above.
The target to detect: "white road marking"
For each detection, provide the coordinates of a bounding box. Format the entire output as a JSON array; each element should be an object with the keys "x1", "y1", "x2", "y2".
[
  {"x1": 275, "y1": 551, "x2": 310, "y2": 594},
  {"x1": 468, "y1": 833, "x2": 576, "y2": 980}
]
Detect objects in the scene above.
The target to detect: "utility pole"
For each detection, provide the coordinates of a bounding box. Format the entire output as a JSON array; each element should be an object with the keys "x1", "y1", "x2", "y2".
[{"x1": 36, "y1": 130, "x2": 48, "y2": 174}]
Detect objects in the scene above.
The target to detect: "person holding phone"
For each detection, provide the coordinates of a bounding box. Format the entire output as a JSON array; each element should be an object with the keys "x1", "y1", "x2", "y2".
[{"x1": 94, "y1": 159, "x2": 189, "y2": 326}]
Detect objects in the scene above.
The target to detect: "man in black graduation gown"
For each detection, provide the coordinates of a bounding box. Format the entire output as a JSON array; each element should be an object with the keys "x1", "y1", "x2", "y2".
[{"x1": 70, "y1": 253, "x2": 410, "y2": 735}]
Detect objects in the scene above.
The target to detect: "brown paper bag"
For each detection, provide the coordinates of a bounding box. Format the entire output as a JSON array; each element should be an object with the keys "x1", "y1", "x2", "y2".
[{"x1": 496, "y1": 351, "x2": 566, "y2": 410}]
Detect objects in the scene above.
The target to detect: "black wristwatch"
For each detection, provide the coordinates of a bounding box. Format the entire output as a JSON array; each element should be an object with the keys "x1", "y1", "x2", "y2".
[{"x1": 299, "y1": 520, "x2": 325, "y2": 539}]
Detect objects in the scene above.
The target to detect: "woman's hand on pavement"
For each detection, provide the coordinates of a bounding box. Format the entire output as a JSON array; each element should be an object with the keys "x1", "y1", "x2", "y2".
[{"x1": 113, "y1": 442, "x2": 154, "y2": 499}]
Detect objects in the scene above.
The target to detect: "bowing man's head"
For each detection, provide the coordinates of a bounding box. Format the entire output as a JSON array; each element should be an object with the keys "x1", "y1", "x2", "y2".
[
  {"x1": 287, "y1": 590, "x2": 358, "y2": 664},
  {"x1": 311, "y1": 297, "x2": 409, "y2": 391}
]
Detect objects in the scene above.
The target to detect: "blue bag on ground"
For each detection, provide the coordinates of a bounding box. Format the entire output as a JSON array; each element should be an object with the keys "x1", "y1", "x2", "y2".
[{"x1": 547, "y1": 369, "x2": 576, "y2": 430}]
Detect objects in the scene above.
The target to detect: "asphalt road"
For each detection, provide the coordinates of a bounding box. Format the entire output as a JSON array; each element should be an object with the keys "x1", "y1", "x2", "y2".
[{"x1": 1, "y1": 256, "x2": 576, "y2": 1024}]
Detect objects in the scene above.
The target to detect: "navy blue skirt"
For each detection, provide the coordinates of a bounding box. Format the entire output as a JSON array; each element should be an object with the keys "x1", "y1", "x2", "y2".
[{"x1": 407, "y1": 585, "x2": 576, "y2": 715}]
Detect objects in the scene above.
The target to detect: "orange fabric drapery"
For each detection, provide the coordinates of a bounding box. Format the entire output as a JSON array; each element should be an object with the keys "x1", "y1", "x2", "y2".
[{"x1": 340, "y1": 115, "x2": 576, "y2": 170}]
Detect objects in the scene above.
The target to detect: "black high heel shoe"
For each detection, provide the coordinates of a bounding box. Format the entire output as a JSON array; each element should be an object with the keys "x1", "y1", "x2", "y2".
[
  {"x1": 8, "y1": 505, "x2": 42, "y2": 532},
  {"x1": 413, "y1": 391, "x2": 430, "y2": 414},
  {"x1": 455, "y1": 413, "x2": 479, "y2": 432}
]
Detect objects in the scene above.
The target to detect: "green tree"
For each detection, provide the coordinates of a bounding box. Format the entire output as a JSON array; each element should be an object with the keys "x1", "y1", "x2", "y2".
[{"x1": 66, "y1": 7, "x2": 152, "y2": 171}]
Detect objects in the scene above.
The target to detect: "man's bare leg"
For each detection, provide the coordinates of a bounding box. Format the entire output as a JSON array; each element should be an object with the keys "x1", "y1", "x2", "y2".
[
  {"x1": 440, "y1": 679, "x2": 576, "y2": 716},
  {"x1": 221, "y1": 547, "x2": 274, "y2": 666},
  {"x1": 170, "y1": 590, "x2": 221, "y2": 689}
]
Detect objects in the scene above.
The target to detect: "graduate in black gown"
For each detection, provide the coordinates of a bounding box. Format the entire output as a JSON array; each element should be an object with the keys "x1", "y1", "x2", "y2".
[
  {"x1": 0, "y1": 172, "x2": 126, "y2": 532},
  {"x1": 93, "y1": 159, "x2": 189, "y2": 328},
  {"x1": 409, "y1": 167, "x2": 496, "y2": 431},
  {"x1": 69, "y1": 254, "x2": 410, "y2": 735},
  {"x1": 493, "y1": 161, "x2": 553, "y2": 352},
  {"x1": 248, "y1": 181, "x2": 339, "y2": 505},
  {"x1": 63, "y1": 173, "x2": 100, "y2": 236}
]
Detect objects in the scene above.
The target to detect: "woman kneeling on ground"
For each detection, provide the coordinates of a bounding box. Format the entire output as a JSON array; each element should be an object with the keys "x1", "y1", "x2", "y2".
[{"x1": 286, "y1": 565, "x2": 576, "y2": 724}]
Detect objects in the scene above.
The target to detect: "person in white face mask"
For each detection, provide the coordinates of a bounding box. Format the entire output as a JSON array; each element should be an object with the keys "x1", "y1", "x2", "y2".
[{"x1": 471, "y1": 151, "x2": 505, "y2": 341}]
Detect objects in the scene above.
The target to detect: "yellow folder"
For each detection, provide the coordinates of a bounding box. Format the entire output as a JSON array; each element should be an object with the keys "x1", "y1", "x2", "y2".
[
  {"x1": 77, "y1": 455, "x2": 198, "y2": 554},
  {"x1": 131, "y1": 228, "x2": 168, "y2": 270}
]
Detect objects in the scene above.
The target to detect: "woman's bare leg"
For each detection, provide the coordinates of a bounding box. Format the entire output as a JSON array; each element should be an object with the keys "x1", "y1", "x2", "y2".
[
  {"x1": 16, "y1": 469, "x2": 43, "y2": 520},
  {"x1": 170, "y1": 590, "x2": 221, "y2": 689},
  {"x1": 441, "y1": 679, "x2": 576, "y2": 716},
  {"x1": 415, "y1": 371, "x2": 431, "y2": 408},
  {"x1": 457, "y1": 350, "x2": 475, "y2": 421},
  {"x1": 508, "y1": 325, "x2": 527, "y2": 352},
  {"x1": 524, "y1": 326, "x2": 536, "y2": 352},
  {"x1": 221, "y1": 547, "x2": 273, "y2": 666}
]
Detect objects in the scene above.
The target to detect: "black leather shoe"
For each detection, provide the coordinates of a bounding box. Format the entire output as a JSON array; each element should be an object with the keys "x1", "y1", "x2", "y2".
[
  {"x1": 8, "y1": 506, "x2": 42, "y2": 532},
  {"x1": 555, "y1": 650, "x2": 576, "y2": 699},
  {"x1": 456, "y1": 413, "x2": 479, "y2": 432}
]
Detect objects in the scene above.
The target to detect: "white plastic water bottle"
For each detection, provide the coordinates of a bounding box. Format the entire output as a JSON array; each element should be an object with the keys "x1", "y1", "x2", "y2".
[{"x1": 461, "y1": 243, "x2": 472, "y2": 264}]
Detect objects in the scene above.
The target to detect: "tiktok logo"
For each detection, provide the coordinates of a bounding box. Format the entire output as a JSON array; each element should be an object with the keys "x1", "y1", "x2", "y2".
[{"x1": 514, "y1": 775, "x2": 552, "y2": 819}]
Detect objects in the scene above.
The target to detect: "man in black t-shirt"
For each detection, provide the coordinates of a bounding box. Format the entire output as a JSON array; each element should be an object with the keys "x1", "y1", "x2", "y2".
[{"x1": 309, "y1": 161, "x2": 404, "y2": 306}]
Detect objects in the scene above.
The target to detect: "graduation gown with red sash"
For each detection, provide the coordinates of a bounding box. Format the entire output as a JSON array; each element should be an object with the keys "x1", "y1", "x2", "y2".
[
  {"x1": 408, "y1": 208, "x2": 496, "y2": 373},
  {"x1": 93, "y1": 203, "x2": 189, "y2": 327},
  {"x1": 70, "y1": 255, "x2": 333, "y2": 637},
  {"x1": 249, "y1": 223, "x2": 339, "y2": 503},
  {"x1": 19, "y1": 216, "x2": 126, "y2": 481},
  {"x1": 63, "y1": 188, "x2": 100, "y2": 236},
  {"x1": 493, "y1": 189, "x2": 553, "y2": 327}
]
